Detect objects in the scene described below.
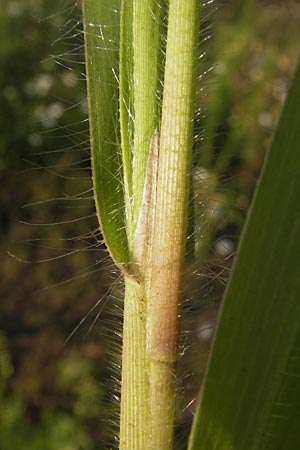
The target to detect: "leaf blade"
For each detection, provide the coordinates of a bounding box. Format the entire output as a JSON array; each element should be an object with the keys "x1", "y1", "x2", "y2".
[
  {"x1": 189, "y1": 59, "x2": 300, "y2": 450},
  {"x1": 83, "y1": 0, "x2": 128, "y2": 265}
]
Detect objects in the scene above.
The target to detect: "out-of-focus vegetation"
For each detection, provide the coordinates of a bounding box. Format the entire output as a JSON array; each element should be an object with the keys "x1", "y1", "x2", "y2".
[
  {"x1": 1, "y1": 1, "x2": 109, "y2": 448},
  {"x1": 1, "y1": 0, "x2": 299, "y2": 448}
]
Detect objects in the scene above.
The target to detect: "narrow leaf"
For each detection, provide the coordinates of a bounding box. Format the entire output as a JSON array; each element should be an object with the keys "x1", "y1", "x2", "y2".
[
  {"x1": 189, "y1": 59, "x2": 300, "y2": 450},
  {"x1": 83, "y1": 0, "x2": 128, "y2": 265}
]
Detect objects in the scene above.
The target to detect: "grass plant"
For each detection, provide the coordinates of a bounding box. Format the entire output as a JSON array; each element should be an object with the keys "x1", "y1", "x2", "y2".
[
  {"x1": 83, "y1": 0, "x2": 300, "y2": 449},
  {"x1": 84, "y1": 1, "x2": 199, "y2": 448}
]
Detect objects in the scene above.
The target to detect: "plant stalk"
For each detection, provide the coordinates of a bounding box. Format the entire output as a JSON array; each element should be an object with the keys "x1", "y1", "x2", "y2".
[
  {"x1": 119, "y1": 277, "x2": 148, "y2": 450},
  {"x1": 83, "y1": 0, "x2": 199, "y2": 447},
  {"x1": 119, "y1": 1, "x2": 161, "y2": 449},
  {"x1": 120, "y1": 0, "x2": 199, "y2": 448},
  {"x1": 145, "y1": 1, "x2": 199, "y2": 448}
]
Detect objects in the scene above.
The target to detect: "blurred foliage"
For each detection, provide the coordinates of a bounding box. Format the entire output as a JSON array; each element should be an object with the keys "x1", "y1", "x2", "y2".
[
  {"x1": 0, "y1": 334, "x2": 94, "y2": 449},
  {"x1": 0, "y1": 0, "x2": 110, "y2": 448},
  {"x1": 0, "y1": 0, "x2": 299, "y2": 448},
  {"x1": 195, "y1": 0, "x2": 300, "y2": 258}
]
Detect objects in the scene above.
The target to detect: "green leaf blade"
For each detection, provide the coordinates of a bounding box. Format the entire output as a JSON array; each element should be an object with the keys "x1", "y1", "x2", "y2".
[
  {"x1": 189, "y1": 59, "x2": 300, "y2": 450},
  {"x1": 119, "y1": 0, "x2": 134, "y2": 244},
  {"x1": 83, "y1": 0, "x2": 128, "y2": 265}
]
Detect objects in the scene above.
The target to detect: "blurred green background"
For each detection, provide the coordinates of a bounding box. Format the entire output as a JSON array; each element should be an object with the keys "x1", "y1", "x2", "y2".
[{"x1": 0, "y1": 0, "x2": 299, "y2": 448}]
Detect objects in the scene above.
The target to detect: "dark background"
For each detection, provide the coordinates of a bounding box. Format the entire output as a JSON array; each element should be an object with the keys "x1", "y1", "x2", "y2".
[{"x1": 1, "y1": 1, "x2": 299, "y2": 448}]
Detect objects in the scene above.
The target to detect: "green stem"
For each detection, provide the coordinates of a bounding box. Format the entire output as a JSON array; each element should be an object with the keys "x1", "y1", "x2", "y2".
[
  {"x1": 120, "y1": 1, "x2": 199, "y2": 448},
  {"x1": 131, "y1": 0, "x2": 161, "y2": 231},
  {"x1": 145, "y1": 1, "x2": 199, "y2": 449},
  {"x1": 119, "y1": 0, "x2": 161, "y2": 250},
  {"x1": 119, "y1": 1, "x2": 160, "y2": 448},
  {"x1": 83, "y1": 1, "x2": 199, "y2": 447},
  {"x1": 119, "y1": 276, "x2": 148, "y2": 450}
]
